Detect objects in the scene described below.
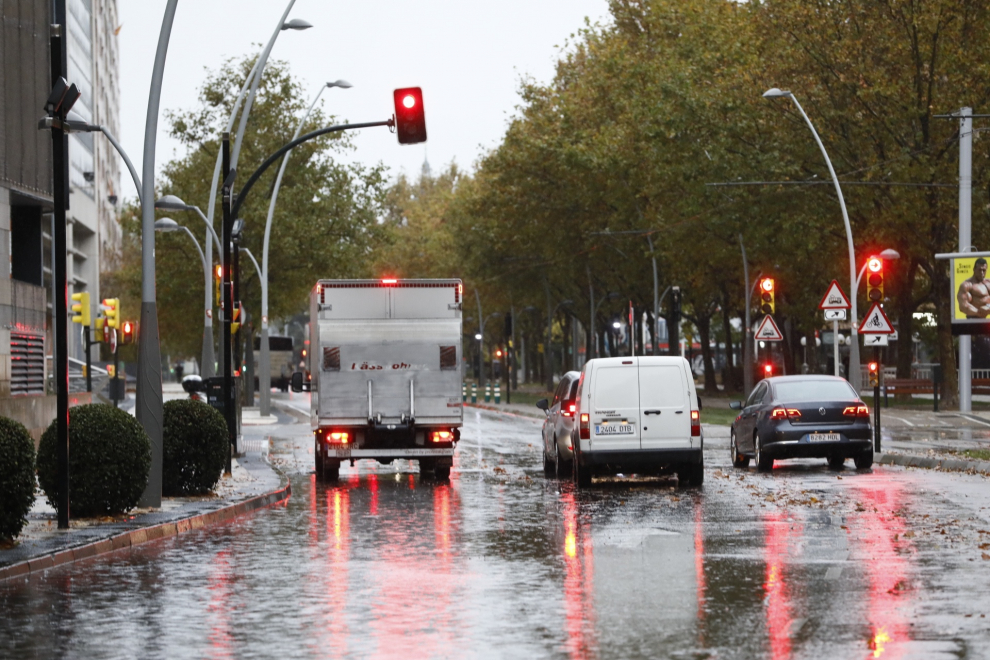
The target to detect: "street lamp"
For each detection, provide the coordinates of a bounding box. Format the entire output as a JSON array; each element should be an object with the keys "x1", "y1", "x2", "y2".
[
  {"x1": 763, "y1": 87, "x2": 862, "y2": 391},
  {"x1": 259, "y1": 79, "x2": 351, "y2": 417},
  {"x1": 155, "y1": 194, "x2": 222, "y2": 378},
  {"x1": 155, "y1": 219, "x2": 212, "y2": 377},
  {"x1": 592, "y1": 292, "x2": 620, "y2": 358},
  {"x1": 46, "y1": 112, "x2": 142, "y2": 204}
]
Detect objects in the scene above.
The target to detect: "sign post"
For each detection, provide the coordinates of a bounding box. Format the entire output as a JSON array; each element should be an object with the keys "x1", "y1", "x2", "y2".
[
  {"x1": 859, "y1": 301, "x2": 894, "y2": 452},
  {"x1": 819, "y1": 280, "x2": 852, "y2": 379}
]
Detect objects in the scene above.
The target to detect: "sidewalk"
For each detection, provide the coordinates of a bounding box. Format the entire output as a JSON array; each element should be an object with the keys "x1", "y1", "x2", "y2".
[{"x1": 0, "y1": 447, "x2": 289, "y2": 582}]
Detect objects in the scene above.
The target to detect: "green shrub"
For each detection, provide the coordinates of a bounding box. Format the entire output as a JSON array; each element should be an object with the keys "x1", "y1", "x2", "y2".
[
  {"x1": 163, "y1": 399, "x2": 228, "y2": 496},
  {"x1": 37, "y1": 404, "x2": 151, "y2": 517},
  {"x1": 0, "y1": 417, "x2": 36, "y2": 540}
]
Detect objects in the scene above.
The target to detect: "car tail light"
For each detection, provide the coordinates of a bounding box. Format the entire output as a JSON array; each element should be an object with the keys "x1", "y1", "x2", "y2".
[
  {"x1": 562, "y1": 400, "x2": 576, "y2": 417},
  {"x1": 690, "y1": 410, "x2": 700, "y2": 437},
  {"x1": 431, "y1": 430, "x2": 453, "y2": 443},
  {"x1": 580, "y1": 413, "x2": 590, "y2": 440},
  {"x1": 770, "y1": 408, "x2": 802, "y2": 420},
  {"x1": 843, "y1": 405, "x2": 869, "y2": 417}
]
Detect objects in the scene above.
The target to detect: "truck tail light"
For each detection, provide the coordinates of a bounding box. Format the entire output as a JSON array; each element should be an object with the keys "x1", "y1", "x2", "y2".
[
  {"x1": 431, "y1": 430, "x2": 453, "y2": 443},
  {"x1": 579, "y1": 413, "x2": 590, "y2": 440},
  {"x1": 843, "y1": 405, "x2": 869, "y2": 417},
  {"x1": 691, "y1": 410, "x2": 700, "y2": 437},
  {"x1": 329, "y1": 431, "x2": 349, "y2": 444}
]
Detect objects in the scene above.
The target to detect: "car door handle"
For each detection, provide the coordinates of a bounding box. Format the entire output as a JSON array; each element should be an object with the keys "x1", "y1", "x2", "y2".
[{"x1": 644, "y1": 410, "x2": 662, "y2": 415}]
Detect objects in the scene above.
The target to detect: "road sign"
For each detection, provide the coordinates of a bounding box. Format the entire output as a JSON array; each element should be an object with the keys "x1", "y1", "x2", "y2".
[
  {"x1": 109, "y1": 327, "x2": 117, "y2": 353},
  {"x1": 864, "y1": 333, "x2": 889, "y2": 347},
  {"x1": 818, "y1": 280, "x2": 851, "y2": 310},
  {"x1": 755, "y1": 315, "x2": 783, "y2": 341},
  {"x1": 859, "y1": 302, "x2": 895, "y2": 334},
  {"x1": 889, "y1": 330, "x2": 899, "y2": 341},
  {"x1": 824, "y1": 309, "x2": 847, "y2": 321}
]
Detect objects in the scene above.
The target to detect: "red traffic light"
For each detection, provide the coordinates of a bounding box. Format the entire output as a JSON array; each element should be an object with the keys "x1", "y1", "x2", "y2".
[
  {"x1": 121, "y1": 320, "x2": 135, "y2": 344},
  {"x1": 760, "y1": 278, "x2": 774, "y2": 292},
  {"x1": 764, "y1": 364, "x2": 773, "y2": 376},
  {"x1": 867, "y1": 257, "x2": 883, "y2": 273},
  {"x1": 868, "y1": 361, "x2": 879, "y2": 372},
  {"x1": 393, "y1": 87, "x2": 427, "y2": 145},
  {"x1": 215, "y1": 265, "x2": 223, "y2": 279}
]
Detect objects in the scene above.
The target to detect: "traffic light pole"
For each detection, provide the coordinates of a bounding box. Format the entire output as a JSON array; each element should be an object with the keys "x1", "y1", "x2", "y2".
[
  {"x1": 221, "y1": 134, "x2": 236, "y2": 473},
  {"x1": 874, "y1": 346, "x2": 881, "y2": 452},
  {"x1": 84, "y1": 328, "x2": 93, "y2": 392},
  {"x1": 113, "y1": 345, "x2": 120, "y2": 408}
]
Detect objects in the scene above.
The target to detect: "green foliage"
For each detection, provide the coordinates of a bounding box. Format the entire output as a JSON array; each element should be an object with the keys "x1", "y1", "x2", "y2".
[
  {"x1": 37, "y1": 405, "x2": 151, "y2": 517},
  {"x1": 162, "y1": 399, "x2": 228, "y2": 496},
  {"x1": 103, "y1": 56, "x2": 389, "y2": 361},
  {"x1": 0, "y1": 417, "x2": 36, "y2": 540}
]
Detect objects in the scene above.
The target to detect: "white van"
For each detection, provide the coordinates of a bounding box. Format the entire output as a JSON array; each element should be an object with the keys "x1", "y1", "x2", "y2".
[{"x1": 570, "y1": 356, "x2": 703, "y2": 488}]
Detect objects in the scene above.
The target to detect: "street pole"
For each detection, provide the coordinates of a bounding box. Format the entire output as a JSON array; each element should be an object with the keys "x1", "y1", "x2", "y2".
[
  {"x1": 958, "y1": 107, "x2": 973, "y2": 412},
  {"x1": 647, "y1": 234, "x2": 659, "y2": 356},
  {"x1": 221, "y1": 134, "x2": 235, "y2": 471},
  {"x1": 874, "y1": 346, "x2": 881, "y2": 452},
  {"x1": 136, "y1": 0, "x2": 178, "y2": 509},
  {"x1": 50, "y1": 0, "x2": 70, "y2": 529},
  {"x1": 833, "y1": 319, "x2": 840, "y2": 377},
  {"x1": 740, "y1": 235, "x2": 753, "y2": 397},
  {"x1": 545, "y1": 281, "x2": 553, "y2": 392}
]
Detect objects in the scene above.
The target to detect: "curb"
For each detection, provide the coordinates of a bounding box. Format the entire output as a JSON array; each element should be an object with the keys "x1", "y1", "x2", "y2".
[
  {"x1": 875, "y1": 451, "x2": 990, "y2": 474},
  {"x1": 465, "y1": 402, "x2": 545, "y2": 421},
  {"x1": 0, "y1": 481, "x2": 292, "y2": 583}
]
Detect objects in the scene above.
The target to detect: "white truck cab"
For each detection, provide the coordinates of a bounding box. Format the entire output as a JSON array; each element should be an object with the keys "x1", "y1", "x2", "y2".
[{"x1": 571, "y1": 356, "x2": 703, "y2": 487}]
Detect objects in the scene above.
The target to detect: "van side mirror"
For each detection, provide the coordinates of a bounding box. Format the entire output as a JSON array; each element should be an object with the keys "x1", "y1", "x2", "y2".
[
  {"x1": 291, "y1": 371, "x2": 310, "y2": 393},
  {"x1": 729, "y1": 400, "x2": 742, "y2": 410},
  {"x1": 535, "y1": 398, "x2": 549, "y2": 413}
]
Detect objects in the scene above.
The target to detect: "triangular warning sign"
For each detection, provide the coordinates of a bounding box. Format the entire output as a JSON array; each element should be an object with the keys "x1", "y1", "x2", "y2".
[
  {"x1": 755, "y1": 315, "x2": 784, "y2": 341},
  {"x1": 858, "y1": 302, "x2": 894, "y2": 334},
  {"x1": 818, "y1": 280, "x2": 851, "y2": 309}
]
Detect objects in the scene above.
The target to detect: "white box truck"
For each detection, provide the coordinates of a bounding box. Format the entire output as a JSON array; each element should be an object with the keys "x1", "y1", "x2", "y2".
[{"x1": 292, "y1": 278, "x2": 464, "y2": 480}]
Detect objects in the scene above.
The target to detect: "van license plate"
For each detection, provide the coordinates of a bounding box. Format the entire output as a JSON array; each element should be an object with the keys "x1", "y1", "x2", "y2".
[
  {"x1": 807, "y1": 433, "x2": 840, "y2": 443},
  {"x1": 596, "y1": 424, "x2": 634, "y2": 436}
]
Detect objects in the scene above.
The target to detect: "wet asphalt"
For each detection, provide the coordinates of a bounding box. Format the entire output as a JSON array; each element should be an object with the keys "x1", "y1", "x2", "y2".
[{"x1": 2, "y1": 407, "x2": 990, "y2": 659}]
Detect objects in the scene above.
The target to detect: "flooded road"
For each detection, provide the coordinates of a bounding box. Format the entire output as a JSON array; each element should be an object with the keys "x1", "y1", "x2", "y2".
[{"x1": 3, "y1": 408, "x2": 990, "y2": 658}]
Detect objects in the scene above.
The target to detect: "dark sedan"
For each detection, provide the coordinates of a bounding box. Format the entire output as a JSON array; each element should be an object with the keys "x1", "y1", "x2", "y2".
[{"x1": 729, "y1": 375, "x2": 873, "y2": 471}]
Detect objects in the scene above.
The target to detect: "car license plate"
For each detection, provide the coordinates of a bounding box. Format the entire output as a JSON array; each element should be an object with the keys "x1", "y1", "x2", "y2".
[
  {"x1": 596, "y1": 424, "x2": 634, "y2": 436},
  {"x1": 808, "y1": 433, "x2": 840, "y2": 443}
]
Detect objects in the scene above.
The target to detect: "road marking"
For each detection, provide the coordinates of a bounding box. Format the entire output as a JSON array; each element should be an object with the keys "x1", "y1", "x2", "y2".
[
  {"x1": 825, "y1": 566, "x2": 843, "y2": 579},
  {"x1": 886, "y1": 415, "x2": 915, "y2": 427},
  {"x1": 956, "y1": 413, "x2": 990, "y2": 428}
]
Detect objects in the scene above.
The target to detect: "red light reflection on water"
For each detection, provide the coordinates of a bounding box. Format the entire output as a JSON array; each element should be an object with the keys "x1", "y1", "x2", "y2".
[
  {"x1": 694, "y1": 501, "x2": 707, "y2": 646},
  {"x1": 207, "y1": 549, "x2": 234, "y2": 659},
  {"x1": 325, "y1": 487, "x2": 351, "y2": 657},
  {"x1": 368, "y1": 473, "x2": 379, "y2": 517},
  {"x1": 762, "y1": 513, "x2": 798, "y2": 660},
  {"x1": 847, "y1": 475, "x2": 914, "y2": 659},
  {"x1": 562, "y1": 492, "x2": 597, "y2": 660}
]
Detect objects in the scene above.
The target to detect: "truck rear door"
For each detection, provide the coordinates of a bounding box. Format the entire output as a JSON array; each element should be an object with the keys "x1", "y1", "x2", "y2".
[
  {"x1": 589, "y1": 359, "x2": 640, "y2": 451},
  {"x1": 638, "y1": 361, "x2": 691, "y2": 450}
]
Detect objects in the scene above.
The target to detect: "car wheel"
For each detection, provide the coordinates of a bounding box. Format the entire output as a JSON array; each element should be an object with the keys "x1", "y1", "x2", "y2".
[
  {"x1": 854, "y1": 448, "x2": 874, "y2": 470},
  {"x1": 542, "y1": 441, "x2": 555, "y2": 478},
  {"x1": 827, "y1": 455, "x2": 846, "y2": 470},
  {"x1": 755, "y1": 433, "x2": 773, "y2": 472},
  {"x1": 555, "y1": 438, "x2": 571, "y2": 481},
  {"x1": 731, "y1": 430, "x2": 750, "y2": 469}
]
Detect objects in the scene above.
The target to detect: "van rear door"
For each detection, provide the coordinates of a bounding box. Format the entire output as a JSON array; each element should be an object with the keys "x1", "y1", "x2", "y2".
[
  {"x1": 639, "y1": 361, "x2": 691, "y2": 450},
  {"x1": 589, "y1": 359, "x2": 640, "y2": 451}
]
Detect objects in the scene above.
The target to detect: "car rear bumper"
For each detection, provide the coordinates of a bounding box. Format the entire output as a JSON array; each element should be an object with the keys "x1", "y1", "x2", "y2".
[
  {"x1": 763, "y1": 437, "x2": 872, "y2": 459},
  {"x1": 578, "y1": 447, "x2": 702, "y2": 474}
]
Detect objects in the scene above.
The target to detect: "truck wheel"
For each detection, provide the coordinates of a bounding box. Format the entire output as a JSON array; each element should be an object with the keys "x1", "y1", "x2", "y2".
[
  {"x1": 434, "y1": 465, "x2": 451, "y2": 481},
  {"x1": 420, "y1": 458, "x2": 436, "y2": 476},
  {"x1": 315, "y1": 440, "x2": 325, "y2": 475},
  {"x1": 317, "y1": 458, "x2": 340, "y2": 482}
]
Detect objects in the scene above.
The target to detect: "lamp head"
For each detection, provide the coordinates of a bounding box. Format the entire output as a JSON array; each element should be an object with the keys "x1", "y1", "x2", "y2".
[
  {"x1": 282, "y1": 18, "x2": 313, "y2": 30},
  {"x1": 879, "y1": 248, "x2": 901, "y2": 260},
  {"x1": 328, "y1": 80, "x2": 352, "y2": 89},
  {"x1": 155, "y1": 194, "x2": 189, "y2": 211},
  {"x1": 154, "y1": 218, "x2": 180, "y2": 232},
  {"x1": 762, "y1": 87, "x2": 792, "y2": 99}
]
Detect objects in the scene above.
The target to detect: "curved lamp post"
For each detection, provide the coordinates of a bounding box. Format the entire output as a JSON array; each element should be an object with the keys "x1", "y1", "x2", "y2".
[
  {"x1": 763, "y1": 87, "x2": 861, "y2": 391},
  {"x1": 155, "y1": 194, "x2": 222, "y2": 377},
  {"x1": 155, "y1": 219, "x2": 211, "y2": 375},
  {"x1": 259, "y1": 79, "x2": 351, "y2": 416}
]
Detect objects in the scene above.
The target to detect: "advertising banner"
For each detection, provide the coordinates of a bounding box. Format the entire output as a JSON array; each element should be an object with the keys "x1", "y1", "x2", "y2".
[{"x1": 952, "y1": 256, "x2": 990, "y2": 334}]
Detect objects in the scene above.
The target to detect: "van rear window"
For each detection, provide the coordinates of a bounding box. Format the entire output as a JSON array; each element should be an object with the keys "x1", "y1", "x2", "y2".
[{"x1": 592, "y1": 367, "x2": 639, "y2": 409}]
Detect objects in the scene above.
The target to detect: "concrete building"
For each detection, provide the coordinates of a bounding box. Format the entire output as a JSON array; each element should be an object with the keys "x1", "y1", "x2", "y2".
[{"x1": 0, "y1": 0, "x2": 121, "y2": 439}]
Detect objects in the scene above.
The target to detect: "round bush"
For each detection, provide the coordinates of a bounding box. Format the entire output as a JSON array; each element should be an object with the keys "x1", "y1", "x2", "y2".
[
  {"x1": 0, "y1": 417, "x2": 36, "y2": 540},
  {"x1": 162, "y1": 399, "x2": 228, "y2": 496},
  {"x1": 37, "y1": 404, "x2": 151, "y2": 517}
]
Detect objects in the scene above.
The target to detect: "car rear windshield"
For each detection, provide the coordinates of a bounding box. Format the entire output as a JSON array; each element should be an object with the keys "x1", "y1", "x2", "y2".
[{"x1": 773, "y1": 380, "x2": 858, "y2": 403}]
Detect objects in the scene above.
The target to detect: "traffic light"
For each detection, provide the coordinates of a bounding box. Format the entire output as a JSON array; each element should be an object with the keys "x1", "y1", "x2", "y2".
[
  {"x1": 868, "y1": 361, "x2": 879, "y2": 388},
  {"x1": 759, "y1": 278, "x2": 775, "y2": 314},
  {"x1": 393, "y1": 87, "x2": 427, "y2": 144},
  {"x1": 102, "y1": 298, "x2": 119, "y2": 329},
  {"x1": 231, "y1": 301, "x2": 242, "y2": 334},
  {"x1": 70, "y1": 291, "x2": 90, "y2": 325},
  {"x1": 95, "y1": 317, "x2": 105, "y2": 343},
  {"x1": 866, "y1": 257, "x2": 884, "y2": 302},
  {"x1": 214, "y1": 265, "x2": 223, "y2": 305},
  {"x1": 764, "y1": 363, "x2": 773, "y2": 378},
  {"x1": 121, "y1": 320, "x2": 135, "y2": 345}
]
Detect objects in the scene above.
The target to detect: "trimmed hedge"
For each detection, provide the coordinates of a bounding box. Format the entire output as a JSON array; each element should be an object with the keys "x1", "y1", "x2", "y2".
[
  {"x1": 163, "y1": 399, "x2": 228, "y2": 496},
  {"x1": 0, "y1": 417, "x2": 36, "y2": 540},
  {"x1": 37, "y1": 404, "x2": 151, "y2": 517}
]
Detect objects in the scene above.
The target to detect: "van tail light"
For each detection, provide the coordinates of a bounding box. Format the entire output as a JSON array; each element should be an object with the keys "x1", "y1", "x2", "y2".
[
  {"x1": 843, "y1": 405, "x2": 869, "y2": 418},
  {"x1": 562, "y1": 400, "x2": 576, "y2": 417},
  {"x1": 770, "y1": 408, "x2": 802, "y2": 420},
  {"x1": 691, "y1": 410, "x2": 701, "y2": 437},
  {"x1": 431, "y1": 430, "x2": 453, "y2": 443},
  {"x1": 579, "y1": 413, "x2": 590, "y2": 440}
]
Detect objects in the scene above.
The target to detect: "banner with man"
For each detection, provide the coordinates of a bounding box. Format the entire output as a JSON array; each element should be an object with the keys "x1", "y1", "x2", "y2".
[{"x1": 952, "y1": 256, "x2": 990, "y2": 334}]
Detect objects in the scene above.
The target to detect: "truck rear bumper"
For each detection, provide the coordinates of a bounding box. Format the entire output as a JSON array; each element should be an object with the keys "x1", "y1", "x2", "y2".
[{"x1": 327, "y1": 447, "x2": 455, "y2": 459}]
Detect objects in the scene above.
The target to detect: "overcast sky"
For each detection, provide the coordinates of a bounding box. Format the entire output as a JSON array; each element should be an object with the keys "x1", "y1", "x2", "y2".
[{"x1": 116, "y1": 0, "x2": 612, "y2": 204}]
